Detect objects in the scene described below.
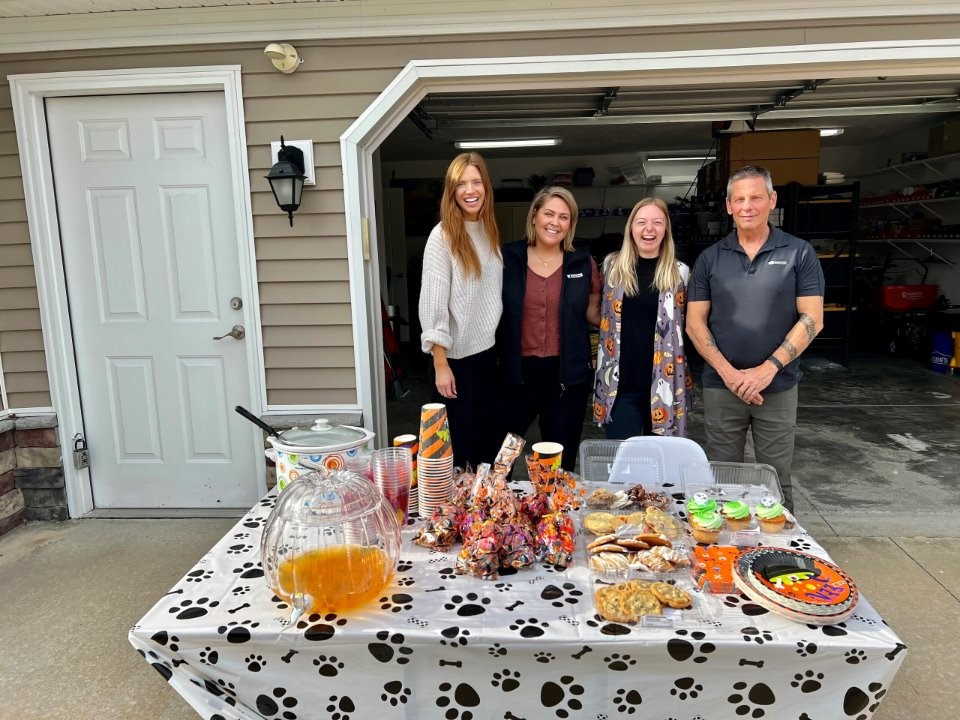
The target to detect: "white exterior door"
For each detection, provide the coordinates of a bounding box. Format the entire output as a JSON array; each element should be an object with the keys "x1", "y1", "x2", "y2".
[{"x1": 46, "y1": 92, "x2": 259, "y2": 509}]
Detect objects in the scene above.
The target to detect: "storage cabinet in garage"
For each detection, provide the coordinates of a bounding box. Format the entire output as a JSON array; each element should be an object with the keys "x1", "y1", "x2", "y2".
[{"x1": 779, "y1": 182, "x2": 861, "y2": 367}]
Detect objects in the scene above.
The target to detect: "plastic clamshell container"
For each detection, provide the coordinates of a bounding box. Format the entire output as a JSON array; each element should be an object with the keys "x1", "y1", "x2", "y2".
[
  {"x1": 579, "y1": 439, "x2": 665, "y2": 488},
  {"x1": 681, "y1": 462, "x2": 795, "y2": 542},
  {"x1": 590, "y1": 576, "x2": 721, "y2": 629},
  {"x1": 582, "y1": 527, "x2": 695, "y2": 580},
  {"x1": 579, "y1": 437, "x2": 709, "y2": 488},
  {"x1": 681, "y1": 461, "x2": 783, "y2": 505}
]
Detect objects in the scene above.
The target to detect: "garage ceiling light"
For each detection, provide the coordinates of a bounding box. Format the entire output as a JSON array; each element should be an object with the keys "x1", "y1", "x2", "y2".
[
  {"x1": 454, "y1": 138, "x2": 561, "y2": 149},
  {"x1": 646, "y1": 154, "x2": 715, "y2": 162},
  {"x1": 820, "y1": 128, "x2": 845, "y2": 137}
]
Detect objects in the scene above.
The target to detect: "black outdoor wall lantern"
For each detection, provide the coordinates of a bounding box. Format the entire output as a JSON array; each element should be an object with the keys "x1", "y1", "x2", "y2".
[{"x1": 265, "y1": 135, "x2": 306, "y2": 226}]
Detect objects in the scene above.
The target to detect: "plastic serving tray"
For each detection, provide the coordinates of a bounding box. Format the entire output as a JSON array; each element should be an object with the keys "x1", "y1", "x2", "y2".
[
  {"x1": 680, "y1": 462, "x2": 795, "y2": 544},
  {"x1": 579, "y1": 439, "x2": 666, "y2": 489},
  {"x1": 590, "y1": 576, "x2": 722, "y2": 629},
  {"x1": 581, "y1": 527, "x2": 694, "y2": 581}
]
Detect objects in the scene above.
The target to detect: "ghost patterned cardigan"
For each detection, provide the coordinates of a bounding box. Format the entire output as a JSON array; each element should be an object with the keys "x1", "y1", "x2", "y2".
[{"x1": 592, "y1": 258, "x2": 693, "y2": 436}]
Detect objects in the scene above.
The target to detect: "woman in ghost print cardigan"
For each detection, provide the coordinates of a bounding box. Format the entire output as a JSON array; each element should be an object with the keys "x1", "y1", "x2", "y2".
[{"x1": 593, "y1": 197, "x2": 693, "y2": 438}]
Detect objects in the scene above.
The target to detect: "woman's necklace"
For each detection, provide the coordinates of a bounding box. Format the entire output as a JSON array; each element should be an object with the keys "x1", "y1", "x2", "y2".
[{"x1": 531, "y1": 247, "x2": 561, "y2": 268}]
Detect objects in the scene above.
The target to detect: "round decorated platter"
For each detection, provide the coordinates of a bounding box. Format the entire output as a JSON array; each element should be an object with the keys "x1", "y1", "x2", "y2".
[{"x1": 733, "y1": 547, "x2": 859, "y2": 624}]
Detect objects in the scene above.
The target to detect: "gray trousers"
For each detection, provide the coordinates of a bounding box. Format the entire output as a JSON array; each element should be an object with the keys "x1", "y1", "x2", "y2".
[{"x1": 702, "y1": 384, "x2": 798, "y2": 511}]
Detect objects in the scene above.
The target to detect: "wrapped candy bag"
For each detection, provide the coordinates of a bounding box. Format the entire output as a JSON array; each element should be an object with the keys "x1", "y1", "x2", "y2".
[
  {"x1": 521, "y1": 491, "x2": 550, "y2": 525},
  {"x1": 451, "y1": 467, "x2": 477, "y2": 508},
  {"x1": 492, "y1": 433, "x2": 525, "y2": 478},
  {"x1": 534, "y1": 511, "x2": 575, "y2": 567},
  {"x1": 413, "y1": 502, "x2": 464, "y2": 551},
  {"x1": 499, "y1": 519, "x2": 535, "y2": 570},
  {"x1": 455, "y1": 518, "x2": 502, "y2": 579}
]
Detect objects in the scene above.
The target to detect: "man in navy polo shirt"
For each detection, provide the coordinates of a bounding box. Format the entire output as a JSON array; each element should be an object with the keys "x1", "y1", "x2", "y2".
[{"x1": 687, "y1": 166, "x2": 824, "y2": 511}]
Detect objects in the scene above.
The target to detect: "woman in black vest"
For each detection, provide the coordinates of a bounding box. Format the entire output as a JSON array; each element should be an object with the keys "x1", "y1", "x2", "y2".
[{"x1": 498, "y1": 186, "x2": 601, "y2": 471}]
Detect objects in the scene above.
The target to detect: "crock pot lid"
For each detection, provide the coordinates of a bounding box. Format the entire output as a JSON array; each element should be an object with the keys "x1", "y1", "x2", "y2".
[{"x1": 280, "y1": 419, "x2": 368, "y2": 446}]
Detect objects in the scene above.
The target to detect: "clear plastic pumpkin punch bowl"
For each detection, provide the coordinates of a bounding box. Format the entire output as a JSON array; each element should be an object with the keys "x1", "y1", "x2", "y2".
[{"x1": 260, "y1": 467, "x2": 401, "y2": 624}]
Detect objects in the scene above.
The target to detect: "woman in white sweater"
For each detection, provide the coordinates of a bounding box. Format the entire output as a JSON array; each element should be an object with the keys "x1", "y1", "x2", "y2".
[{"x1": 419, "y1": 152, "x2": 503, "y2": 468}]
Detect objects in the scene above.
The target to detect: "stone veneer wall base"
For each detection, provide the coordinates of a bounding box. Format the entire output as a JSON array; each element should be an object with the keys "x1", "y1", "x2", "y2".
[{"x1": 0, "y1": 415, "x2": 66, "y2": 536}]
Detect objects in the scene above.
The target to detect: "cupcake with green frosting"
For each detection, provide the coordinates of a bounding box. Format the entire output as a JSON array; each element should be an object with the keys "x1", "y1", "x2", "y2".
[
  {"x1": 689, "y1": 509, "x2": 723, "y2": 544},
  {"x1": 754, "y1": 496, "x2": 786, "y2": 534},
  {"x1": 722, "y1": 500, "x2": 752, "y2": 531},
  {"x1": 686, "y1": 492, "x2": 717, "y2": 516}
]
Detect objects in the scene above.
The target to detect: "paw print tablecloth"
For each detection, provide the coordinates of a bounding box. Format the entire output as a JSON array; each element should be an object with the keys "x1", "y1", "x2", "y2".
[{"x1": 129, "y1": 492, "x2": 905, "y2": 720}]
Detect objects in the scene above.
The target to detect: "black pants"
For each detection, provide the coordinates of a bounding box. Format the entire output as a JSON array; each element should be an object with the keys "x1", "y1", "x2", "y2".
[
  {"x1": 503, "y1": 355, "x2": 590, "y2": 472},
  {"x1": 604, "y1": 388, "x2": 653, "y2": 440},
  {"x1": 431, "y1": 347, "x2": 500, "y2": 469}
]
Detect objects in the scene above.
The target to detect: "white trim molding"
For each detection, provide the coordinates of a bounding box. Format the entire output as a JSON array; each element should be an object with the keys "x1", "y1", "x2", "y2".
[
  {"x1": 2, "y1": 1, "x2": 960, "y2": 53},
  {"x1": 0, "y1": 348, "x2": 7, "y2": 411},
  {"x1": 341, "y1": 38, "x2": 960, "y2": 444},
  {"x1": 9, "y1": 66, "x2": 266, "y2": 518}
]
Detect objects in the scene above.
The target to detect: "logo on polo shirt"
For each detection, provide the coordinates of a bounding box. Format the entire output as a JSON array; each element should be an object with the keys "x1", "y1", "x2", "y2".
[
  {"x1": 767, "y1": 260, "x2": 788, "y2": 265},
  {"x1": 566, "y1": 272, "x2": 584, "y2": 278}
]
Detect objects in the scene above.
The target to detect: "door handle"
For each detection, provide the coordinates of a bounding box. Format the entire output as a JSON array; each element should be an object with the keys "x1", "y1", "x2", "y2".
[{"x1": 213, "y1": 324, "x2": 245, "y2": 341}]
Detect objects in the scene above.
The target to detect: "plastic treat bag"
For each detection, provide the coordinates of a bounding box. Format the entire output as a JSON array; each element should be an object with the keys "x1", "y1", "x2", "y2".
[
  {"x1": 492, "y1": 433, "x2": 525, "y2": 478},
  {"x1": 455, "y1": 518, "x2": 502, "y2": 579},
  {"x1": 486, "y1": 470, "x2": 521, "y2": 521},
  {"x1": 521, "y1": 491, "x2": 550, "y2": 525},
  {"x1": 413, "y1": 502, "x2": 464, "y2": 551},
  {"x1": 499, "y1": 519, "x2": 535, "y2": 569},
  {"x1": 451, "y1": 467, "x2": 477, "y2": 508},
  {"x1": 534, "y1": 510, "x2": 575, "y2": 567},
  {"x1": 549, "y1": 470, "x2": 584, "y2": 512}
]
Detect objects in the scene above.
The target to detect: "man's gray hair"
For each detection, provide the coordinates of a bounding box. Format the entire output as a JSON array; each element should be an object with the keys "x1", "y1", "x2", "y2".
[{"x1": 726, "y1": 165, "x2": 774, "y2": 197}]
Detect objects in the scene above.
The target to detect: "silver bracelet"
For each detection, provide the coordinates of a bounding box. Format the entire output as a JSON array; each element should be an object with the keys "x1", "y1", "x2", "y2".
[{"x1": 767, "y1": 355, "x2": 784, "y2": 372}]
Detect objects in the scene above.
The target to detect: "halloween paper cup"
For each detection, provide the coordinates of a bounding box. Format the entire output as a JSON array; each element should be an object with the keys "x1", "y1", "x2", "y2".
[
  {"x1": 393, "y1": 434, "x2": 419, "y2": 487},
  {"x1": 531, "y1": 441, "x2": 564, "y2": 482},
  {"x1": 419, "y1": 403, "x2": 453, "y2": 460}
]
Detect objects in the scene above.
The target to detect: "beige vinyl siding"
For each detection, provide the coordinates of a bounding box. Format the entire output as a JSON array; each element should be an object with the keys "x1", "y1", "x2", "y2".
[
  {"x1": 2, "y1": 15, "x2": 960, "y2": 410},
  {"x1": 1, "y1": 68, "x2": 50, "y2": 408}
]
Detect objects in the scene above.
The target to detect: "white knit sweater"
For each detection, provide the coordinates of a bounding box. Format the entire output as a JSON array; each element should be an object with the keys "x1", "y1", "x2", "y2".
[{"x1": 419, "y1": 221, "x2": 503, "y2": 359}]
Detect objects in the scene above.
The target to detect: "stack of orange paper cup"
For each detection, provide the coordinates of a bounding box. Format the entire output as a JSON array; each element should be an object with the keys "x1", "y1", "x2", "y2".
[
  {"x1": 393, "y1": 433, "x2": 419, "y2": 516},
  {"x1": 417, "y1": 403, "x2": 454, "y2": 517}
]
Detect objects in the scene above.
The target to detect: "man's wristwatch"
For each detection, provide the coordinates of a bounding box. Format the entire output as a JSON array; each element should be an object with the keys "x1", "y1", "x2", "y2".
[{"x1": 767, "y1": 355, "x2": 784, "y2": 372}]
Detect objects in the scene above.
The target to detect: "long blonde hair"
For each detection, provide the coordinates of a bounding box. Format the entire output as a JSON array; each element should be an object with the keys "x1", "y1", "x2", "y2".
[
  {"x1": 440, "y1": 152, "x2": 501, "y2": 277},
  {"x1": 605, "y1": 197, "x2": 681, "y2": 296},
  {"x1": 524, "y1": 186, "x2": 578, "y2": 252}
]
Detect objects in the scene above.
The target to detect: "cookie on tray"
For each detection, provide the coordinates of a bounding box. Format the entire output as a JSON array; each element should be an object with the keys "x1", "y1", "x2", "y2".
[
  {"x1": 644, "y1": 507, "x2": 685, "y2": 538},
  {"x1": 590, "y1": 552, "x2": 631, "y2": 573},
  {"x1": 595, "y1": 585, "x2": 632, "y2": 622},
  {"x1": 583, "y1": 512, "x2": 618, "y2": 535},
  {"x1": 621, "y1": 586, "x2": 663, "y2": 619},
  {"x1": 650, "y1": 581, "x2": 692, "y2": 609}
]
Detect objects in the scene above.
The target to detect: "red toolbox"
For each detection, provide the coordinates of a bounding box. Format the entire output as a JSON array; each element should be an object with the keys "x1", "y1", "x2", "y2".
[{"x1": 879, "y1": 284, "x2": 939, "y2": 311}]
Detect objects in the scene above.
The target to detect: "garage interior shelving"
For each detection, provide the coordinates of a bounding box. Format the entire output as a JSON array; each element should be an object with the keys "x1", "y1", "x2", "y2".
[{"x1": 379, "y1": 75, "x2": 960, "y2": 374}]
